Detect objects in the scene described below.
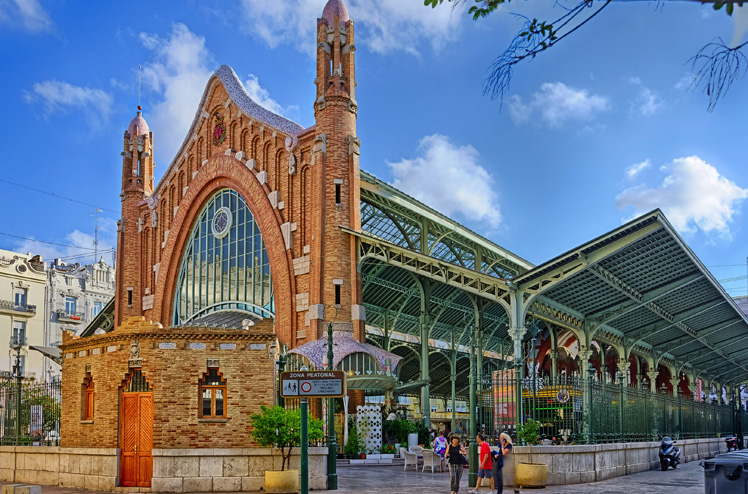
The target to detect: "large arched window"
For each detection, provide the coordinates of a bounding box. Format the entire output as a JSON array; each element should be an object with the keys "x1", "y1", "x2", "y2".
[{"x1": 173, "y1": 188, "x2": 273, "y2": 325}]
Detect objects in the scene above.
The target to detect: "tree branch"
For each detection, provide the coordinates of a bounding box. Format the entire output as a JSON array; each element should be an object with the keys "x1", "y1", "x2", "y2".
[
  {"x1": 484, "y1": 0, "x2": 612, "y2": 103},
  {"x1": 690, "y1": 38, "x2": 748, "y2": 111}
]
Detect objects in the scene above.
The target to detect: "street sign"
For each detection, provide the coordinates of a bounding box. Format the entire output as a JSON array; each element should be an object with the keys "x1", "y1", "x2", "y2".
[{"x1": 280, "y1": 370, "x2": 346, "y2": 398}]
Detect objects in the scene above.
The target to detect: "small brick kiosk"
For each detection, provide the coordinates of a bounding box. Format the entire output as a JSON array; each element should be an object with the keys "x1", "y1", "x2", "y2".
[{"x1": 59, "y1": 316, "x2": 320, "y2": 491}]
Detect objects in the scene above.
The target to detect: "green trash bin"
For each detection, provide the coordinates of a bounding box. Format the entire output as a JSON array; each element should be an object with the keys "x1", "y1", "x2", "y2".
[{"x1": 703, "y1": 452, "x2": 748, "y2": 493}]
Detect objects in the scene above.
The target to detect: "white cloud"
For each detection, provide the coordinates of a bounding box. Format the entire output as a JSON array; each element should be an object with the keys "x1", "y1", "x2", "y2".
[
  {"x1": 625, "y1": 159, "x2": 651, "y2": 180},
  {"x1": 616, "y1": 156, "x2": 748, "y2": 238},
  {"x1": 731, "y1": 4, "x2": 748, "y2": 47},
  {"x1": 23, "y1": 80, "x2": 113, "y2": 124},
  {"x1": 674, "y1": 73, "x2": 696, "y2": 92},
  {"x1": 139, "y1": 23, "x2": 216, "y2": 162},
  {"x1": 508, "y1": 82, "x2": 609, "y2": 128},
  {"x1": 388, "y1": 134, "x2": 502, "y2": 229},
  {"x1": 244, "y1": 74, "x2": 288, "y2": 115},
  {"x1": 0, "y1": 0, "x2": 52, "y2": 33},
  {"x1": 628, "y1": 77, "x2": 664, "y2": 116},
  {"x1": 11, "y1": 222, "x2": 117, "y2": 267},
  {"x1": 238, "y1": 0, "x2": 460, "y2": 56}
]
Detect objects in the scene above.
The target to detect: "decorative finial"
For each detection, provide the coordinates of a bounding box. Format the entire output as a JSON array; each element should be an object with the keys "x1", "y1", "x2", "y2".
[{"x1": 138, "y1": 65, "x2": 142, "y2": 111}]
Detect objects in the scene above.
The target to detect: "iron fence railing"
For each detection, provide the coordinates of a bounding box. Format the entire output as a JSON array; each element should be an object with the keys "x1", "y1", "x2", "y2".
[
  {"x1": 486, "y1": 374, "x2": 743, "y2": 445},
  {"x1": 0, "y1": 381, "x2": 61, "y2": 446},
  {"x1": 0, "y1": 299, "x2": 36, "y2": 314}
]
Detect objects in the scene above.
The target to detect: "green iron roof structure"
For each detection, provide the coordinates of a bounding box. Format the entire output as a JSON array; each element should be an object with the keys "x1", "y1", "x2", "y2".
[{"x1": 356, "y1": 171, "x2": 748, "y2": 399}]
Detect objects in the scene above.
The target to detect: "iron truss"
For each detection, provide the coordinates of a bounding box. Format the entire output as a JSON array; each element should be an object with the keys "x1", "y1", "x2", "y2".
[
  {"x1": 354, "y1": 174, "x2": 748, "y2": 388},
  {"x1": 360, "y1": 171, "x2": 533, "y2": 279}
]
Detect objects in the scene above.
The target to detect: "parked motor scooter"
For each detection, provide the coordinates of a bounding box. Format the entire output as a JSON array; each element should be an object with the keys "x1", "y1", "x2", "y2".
[
  {"x1": 725, "y1": 435, "x2": 738, "y2": 452},
  {"x1": 659, "y1": 436, "x2": 681, "y2": 470}
]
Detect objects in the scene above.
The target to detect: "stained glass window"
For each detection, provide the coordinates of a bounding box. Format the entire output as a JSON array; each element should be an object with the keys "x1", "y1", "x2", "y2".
[{"x1": 174, "y1": 189, "x2": 274, "y2": 325}]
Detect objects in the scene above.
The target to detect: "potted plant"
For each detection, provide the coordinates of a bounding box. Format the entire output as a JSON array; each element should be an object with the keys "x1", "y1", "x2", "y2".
[
  {"x1": 249, "y1": 405, "x2": 323, "y2": 494},
  {"x1": 344, "y1": 423, "x2": 362, "y2": 459},
  {"x1": 380, "y1": 443, "x2": 396, "y2": 459},
  {"x1": 515, "y1": 418, "x2": 548, "y2": 488}
]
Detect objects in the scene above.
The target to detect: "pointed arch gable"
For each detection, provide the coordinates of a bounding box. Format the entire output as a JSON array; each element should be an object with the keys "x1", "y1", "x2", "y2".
[
  {"x1": 150, "y1": 65, "x2": 305, "y2": 202},
  {"x1": 153, "y1": 155, "x2": 295, "y2": 344}
]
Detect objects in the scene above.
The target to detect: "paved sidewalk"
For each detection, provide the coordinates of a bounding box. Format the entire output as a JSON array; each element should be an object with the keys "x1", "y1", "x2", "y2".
[
  {"x1": 324, "y1": 461, "x2": 704, "y2": 494},
  {"x1": 1, "y1": 461, "x2": 705, "y2": 494}
]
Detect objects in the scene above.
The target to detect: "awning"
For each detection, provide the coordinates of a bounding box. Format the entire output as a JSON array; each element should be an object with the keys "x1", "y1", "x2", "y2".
[{"x1": 30, "y1": 346, "x2": 62, "y2": 364}]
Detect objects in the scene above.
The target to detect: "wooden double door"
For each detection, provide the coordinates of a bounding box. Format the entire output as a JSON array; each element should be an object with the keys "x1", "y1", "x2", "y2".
[{"x1": 120, "y1": 392, "x2": 153, "y2": 487}]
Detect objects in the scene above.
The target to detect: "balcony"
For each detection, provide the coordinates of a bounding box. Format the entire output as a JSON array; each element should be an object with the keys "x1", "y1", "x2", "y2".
[
  {"x1": 56, "y1": 309, "x2": 85, "y2": 323},
  {"x1": 0, "y1": 299, "x2": 36, "y2": 317}
]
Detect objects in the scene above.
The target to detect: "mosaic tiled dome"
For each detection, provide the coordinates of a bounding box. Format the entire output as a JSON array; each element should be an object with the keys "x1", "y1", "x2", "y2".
[
  {"x1": 322, "y1": 0, "x2": 349, "y2": 24},
  {"x1": 128, "y1": 108, "x2": 150, "y2": 137}
]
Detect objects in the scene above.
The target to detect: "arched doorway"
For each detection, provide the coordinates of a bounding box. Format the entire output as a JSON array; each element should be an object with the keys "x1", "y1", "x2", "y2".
[{"x1": 120, "y1": 368, "x2": 154, "y2": 487}]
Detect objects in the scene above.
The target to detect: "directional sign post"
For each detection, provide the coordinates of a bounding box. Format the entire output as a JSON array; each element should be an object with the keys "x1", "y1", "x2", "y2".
[
  {"x1": 300, "y1": 398, "x2": 308, "y2": 494},
  {"x1": 280, "y1": 370, "x2": 347, "y2": 399},
  {"x1": 280, "y1": 370, "x2": 346, "y2": 494}
]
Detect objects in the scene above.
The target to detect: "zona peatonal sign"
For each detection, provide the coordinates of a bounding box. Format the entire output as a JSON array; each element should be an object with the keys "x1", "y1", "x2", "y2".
[{"x1": 280, "y1": 370, "x2": 347, "y2": 398}]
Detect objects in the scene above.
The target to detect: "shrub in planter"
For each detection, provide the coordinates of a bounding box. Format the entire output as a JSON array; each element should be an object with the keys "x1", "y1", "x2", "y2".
[
  {"x1": 383, "y1": 419, "x2": 416, "y2": 445},
  {"x1": 249, "y1": 405, "x2": 323, "y2": 493},
  {"x1": 380, "y1": 444, "x2": 397, "y2": 455},
  {"x1": 516, "y1": 418, "x2": 548, "y2": 488},
  {"x1": 344, "y1": 422, "x2": 365, "y2": 458}
]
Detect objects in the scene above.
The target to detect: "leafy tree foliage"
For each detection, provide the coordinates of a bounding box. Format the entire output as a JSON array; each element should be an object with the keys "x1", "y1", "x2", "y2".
[{"x1": 249, "y1": 405, "x2": 323, "y2": 471}]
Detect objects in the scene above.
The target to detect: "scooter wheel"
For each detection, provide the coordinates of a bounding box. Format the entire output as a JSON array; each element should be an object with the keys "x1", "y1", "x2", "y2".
[
  {"x1": 672, "y1": 462, "x2": 677, "y2": 469},
  {"x1": 661, "y1": 461, "x2": 668, "y2": 471}
]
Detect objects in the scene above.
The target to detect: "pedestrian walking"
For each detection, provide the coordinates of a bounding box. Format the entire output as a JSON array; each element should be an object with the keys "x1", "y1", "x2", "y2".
[
  {"x1": 468, "y1": 433, "x2": 493, "y2": 494},
  {"x1": 445, "y1": 433, "x2": 468, "y2": 494},
  {"x1": 433, "y1": 430, "x2": 448, "y2": 472}
]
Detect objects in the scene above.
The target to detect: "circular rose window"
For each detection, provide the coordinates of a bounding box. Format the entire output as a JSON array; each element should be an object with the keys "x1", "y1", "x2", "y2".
[{"x1": 211, "y1": 207, "x2": 232, "y2": 239}]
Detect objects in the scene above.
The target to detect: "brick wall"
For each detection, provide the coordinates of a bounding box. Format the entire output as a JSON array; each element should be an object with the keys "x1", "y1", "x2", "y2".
[
  {"x1": 112, "y1": 10, "x2": 364, "y2": 354},
  {"x1": 60, "y1": 317, "x2": 275, "y2": 450}
]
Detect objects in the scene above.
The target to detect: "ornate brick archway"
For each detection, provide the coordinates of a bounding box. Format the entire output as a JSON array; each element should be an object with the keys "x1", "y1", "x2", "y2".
[{"x1": 152, "y1": 155, "x2": 295, "y2": 344}]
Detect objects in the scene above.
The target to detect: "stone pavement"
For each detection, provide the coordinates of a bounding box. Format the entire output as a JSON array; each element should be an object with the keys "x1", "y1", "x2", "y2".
[
  {"x1": 323, "y1": 461, "x2": 704, "y2": 494},
  {"x1": 0, "y1": 461, "x2": 705, "y2": 494}
]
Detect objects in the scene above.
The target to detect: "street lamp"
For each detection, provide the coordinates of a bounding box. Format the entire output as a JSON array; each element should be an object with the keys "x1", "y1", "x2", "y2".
[
  {"x1": 325, "y1": 321, "x2": 337, "y2": 490},
  {"x1": 9, "y1": 335, "x2": 24, "y2": 445}
]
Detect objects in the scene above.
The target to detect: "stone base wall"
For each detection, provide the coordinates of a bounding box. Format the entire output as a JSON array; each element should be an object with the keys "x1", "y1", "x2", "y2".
[
  {"x1": 504, "y1": 437, "x2": 729, "y2": 486},
  {"x1": 151, "y1": 447, "x2": 328, "y2": 493},
  {"x1": 0, "y1": 447, "x2": 117, "y2": 490},
  {"x1": 0, "y1": 446, "x2": 328, "y2": 492}
]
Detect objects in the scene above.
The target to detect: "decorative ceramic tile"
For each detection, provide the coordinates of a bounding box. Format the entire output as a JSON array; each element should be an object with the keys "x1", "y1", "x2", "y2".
[{"x1": 288, "y1": 330, "x2": 403, "y2": 373}]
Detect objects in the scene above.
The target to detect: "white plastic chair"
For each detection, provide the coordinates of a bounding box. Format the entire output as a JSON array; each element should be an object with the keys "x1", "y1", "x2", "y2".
[
  {"x1": 400, "y1": 447, "x2": 419, "y2": 471},
  {"x1": 421, "y1": 449, "x2": 440, "y2": 473}
]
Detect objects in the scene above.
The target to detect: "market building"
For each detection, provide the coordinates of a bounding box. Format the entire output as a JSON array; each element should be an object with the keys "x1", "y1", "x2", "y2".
[{"x1": 14, "y1": 0, "x2": 746, "y2": 491}]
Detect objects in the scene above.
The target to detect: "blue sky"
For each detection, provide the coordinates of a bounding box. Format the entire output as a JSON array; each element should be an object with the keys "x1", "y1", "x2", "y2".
[{"x1": 0, "y1": 0, "x2": 746, "y2": 297}]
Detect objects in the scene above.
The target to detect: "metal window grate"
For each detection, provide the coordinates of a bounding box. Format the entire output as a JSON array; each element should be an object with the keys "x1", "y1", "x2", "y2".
[{"x1": 123, "y1": 369, "x2": 153, "y2": 393}]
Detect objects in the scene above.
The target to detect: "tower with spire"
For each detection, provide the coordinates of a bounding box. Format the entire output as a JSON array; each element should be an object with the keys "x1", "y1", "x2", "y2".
[
  {"x1": 308, "y1": 0, "x2": 365, "y2": 341},
  {"x1": 115, "y1": 106, "x2": 154, "y2": 327}
]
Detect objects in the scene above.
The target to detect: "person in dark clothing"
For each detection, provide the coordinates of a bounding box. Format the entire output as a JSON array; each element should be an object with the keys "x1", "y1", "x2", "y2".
[
  {"x1": 491, "y1": 433, "x2": 513, "y2": 494},
  {"x1": 490, "y1": 443, "x2": 503, "y2": 494},
  {"x1": 445, "y1": 434, "x2": 467, "y2": 494}
]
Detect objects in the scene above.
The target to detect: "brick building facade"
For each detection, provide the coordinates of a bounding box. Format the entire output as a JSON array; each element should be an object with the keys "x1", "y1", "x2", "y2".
[{"x1": 58, "y1": 0, "x2": 361, "y2": 490}]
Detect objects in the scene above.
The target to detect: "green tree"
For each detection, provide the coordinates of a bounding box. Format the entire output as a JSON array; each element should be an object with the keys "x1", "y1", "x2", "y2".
[
  {"x1": 517, "y1": 417, "x2": 542, "y2": 463},
  {"x1": 23, "y1": 390, "x2": 61, "y2": 437},
  {"x1": 424, "y1": 0, "x2": 747, "y2": 111},
  {"x1": 249, "y1": 405, "x2": 323, "y2": 471}
]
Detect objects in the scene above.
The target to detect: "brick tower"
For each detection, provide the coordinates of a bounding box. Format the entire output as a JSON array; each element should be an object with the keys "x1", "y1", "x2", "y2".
[
  {"x1": 115, "y1": 106, "x2": 154, "y2": 327},
  {"x1": 308, "y1": 0, "x2": 365, "y2": 341}
]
